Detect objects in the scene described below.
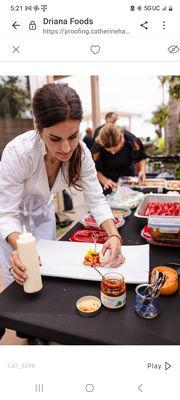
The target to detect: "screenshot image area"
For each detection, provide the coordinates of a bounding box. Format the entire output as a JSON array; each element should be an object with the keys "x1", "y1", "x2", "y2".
[
  {"x1": 0, "y1": 2, "x2": 180, "y2": 398},
  {"x1": 0, "y1": 73, "x2": 179, "y2": 343}
]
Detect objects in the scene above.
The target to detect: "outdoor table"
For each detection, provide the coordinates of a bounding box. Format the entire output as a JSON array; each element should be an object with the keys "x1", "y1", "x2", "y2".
[{"x1": 0, "y1": 211, "x2": 179, "y2": 345}]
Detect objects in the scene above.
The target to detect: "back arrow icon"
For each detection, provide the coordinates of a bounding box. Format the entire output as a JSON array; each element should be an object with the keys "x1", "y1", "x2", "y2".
[
  {"x1": 140, "y1": 21, "x2": 148, "y2": 29},
  {"x1": 138, "y1": 384, "x2": 143, "y2": 392},
  {"x1": 12, "y1": 22, "x2": 20, "y2": 30}
]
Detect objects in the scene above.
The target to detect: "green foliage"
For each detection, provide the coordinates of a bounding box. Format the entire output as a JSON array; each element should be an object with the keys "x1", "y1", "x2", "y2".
[
  {"x1": 175, "y1": 131, "x2": 180, "y2": 153},
  {"x1": 0, "y1": 76, "x2": 31, "y2": 118},
  {"x1": 151, "y1": 105, "x2": 168, "y2": 128},
  {"x1": 169, "y1": 83, "x2": 180, "y2": 100},
  {"x1": 155, "y1": 137, "x2": 165, "y2": 151},
  {"x1": 151, "y1": 76, "x2": 180, "y2": 153},
  {"x1": 158, "y1": 76, "x2": 169, "y2": 85},
  {"x1": 176, "y1": 164, "x2": 180, "y2": 179}
]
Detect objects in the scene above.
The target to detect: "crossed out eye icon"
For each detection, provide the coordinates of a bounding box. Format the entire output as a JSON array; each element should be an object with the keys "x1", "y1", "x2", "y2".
[{"x1": 168, "y1": 45, "x2": 179, "y2": 54}]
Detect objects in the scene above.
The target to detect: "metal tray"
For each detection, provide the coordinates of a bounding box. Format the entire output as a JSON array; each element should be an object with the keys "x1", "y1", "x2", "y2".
[
  {"x1": 166, "y1": 180, "x2": 180, "y2": 191},
  {"x1": 134, "y1": 193, "x2": 180, "y2": 220},
  {"x1": 119, "y1": 177, "x2": 166, "y2": 189}
]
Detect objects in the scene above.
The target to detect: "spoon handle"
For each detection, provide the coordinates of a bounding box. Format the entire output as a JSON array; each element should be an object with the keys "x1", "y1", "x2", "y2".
[{"x1": 92, "y1": 233, "x2": 98, "y2": 252}]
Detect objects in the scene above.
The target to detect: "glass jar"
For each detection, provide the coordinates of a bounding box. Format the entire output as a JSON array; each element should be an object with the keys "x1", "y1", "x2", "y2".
[
  {"x1": 135, "y1": 284, "x2": 160, "y2": 319},
  {"x1": 100, "y1": 272, "x2": 126, "y2": 310}
]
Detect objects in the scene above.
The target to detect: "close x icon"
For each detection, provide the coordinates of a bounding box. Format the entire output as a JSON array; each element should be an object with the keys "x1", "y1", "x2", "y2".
[{"x1": 12, "y1": 45, "x2": 20, "y2": 53}]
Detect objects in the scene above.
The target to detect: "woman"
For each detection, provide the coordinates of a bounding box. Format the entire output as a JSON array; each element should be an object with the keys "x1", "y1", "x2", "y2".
[
  {"x1": 92, "y1": 123, "x2": 147, "y2": 193},
  {"x1": 0, "y1": 83, "x2": 124, "y2": 288}
]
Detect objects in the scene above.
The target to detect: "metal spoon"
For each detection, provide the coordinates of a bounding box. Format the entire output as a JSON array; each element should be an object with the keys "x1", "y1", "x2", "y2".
[
  {"x1": 92, "y1": 232, "x2": 104, "y2": 279},
  {"x1": 141, "y1": 272, "x2": 166, "y2": 306},
  {"x1": 144, "y1": 271, "x2": 160, "y2": 297},
  {"x1": 92, "y1": 232, "x2": 98, "y2": 252}
]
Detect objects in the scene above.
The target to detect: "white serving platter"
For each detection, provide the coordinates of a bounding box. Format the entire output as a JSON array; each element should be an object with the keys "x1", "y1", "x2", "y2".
[{"x1": 38, "y1": 240, "x2": 149, "y2": 284}]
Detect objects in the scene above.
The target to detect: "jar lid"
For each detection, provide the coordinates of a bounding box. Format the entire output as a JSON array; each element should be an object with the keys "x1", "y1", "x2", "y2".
[{"x1": 76, "y1": 296, "x2": 101, "y2": 317}]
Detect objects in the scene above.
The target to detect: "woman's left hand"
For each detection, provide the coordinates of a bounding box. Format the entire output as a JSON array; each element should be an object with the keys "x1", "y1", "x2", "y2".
[
  {"x1": 100, "y1": 236, "x2": 125, "y2": 268},
  {"x1": 138, "y1": 170, "x2": 146, "y2": 184}
]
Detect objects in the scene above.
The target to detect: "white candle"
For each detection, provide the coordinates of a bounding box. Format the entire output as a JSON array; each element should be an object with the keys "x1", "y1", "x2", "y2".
[{"x1": 17, "y1": 226, "x2": 43, "y2": 293}]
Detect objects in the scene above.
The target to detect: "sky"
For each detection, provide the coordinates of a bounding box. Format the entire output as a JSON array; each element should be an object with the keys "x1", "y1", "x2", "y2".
[{"x1": 62, "y1": 75, "x2": 169, "y2": 140}]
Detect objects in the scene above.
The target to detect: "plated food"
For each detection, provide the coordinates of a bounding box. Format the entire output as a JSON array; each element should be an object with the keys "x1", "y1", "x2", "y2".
[
  {"x1": 135, "y1": 194, "x2": 180, "y2": 221},
  {"x1": 81, "y1": 213, "x2": 125, "y2": 229},
  {"x1": 112, "y1": 207, "x2": 131, "y2": 218},
  {"x1": 69, "y1": 229, "x2": 109, "y2": 243},
  {"x1": 143, "y1": 180, "x2": 165, "y2": 188},
  {"x1": 83, "y1": 249, "x2": 102, "y2": 267},
  {"x1": 166, "y1": 181, "x2": 180, "y2": 190},
  {"x1": 78, "y1": 300, "x2": 100, "y2": 312},
  {"x1": 144, "y1": 202, "x2": 180, "y2": 216},
  {"x1": 119, "y1": 177, "x2": 165, "y2": 188}
]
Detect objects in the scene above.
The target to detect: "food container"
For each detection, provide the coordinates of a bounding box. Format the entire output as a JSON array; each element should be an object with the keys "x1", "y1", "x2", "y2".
[
  {"x1": 76, "y1": 296, "x2": 101, "y2": 317},
  {"x1": 141, "y1": 226, "x2": 180, "y2": 247},
  {"x1": 107, "y1": 187, "x2": 144, "y2": 209},
  {"x1": 119, "y1": 177, "x2": 166, "y2": 189},
  {"x1": 134, "y1": 194, "x2": 180, "y2": 226},
  {"x1": 100, "y1": 273, "x2": 126, "y2": 310},
  {"x1": 143, "y1": 179, "x2": 165, "y2": 188},
  {"x1": 111, "y1": 207, "x2": 131, "y2": 219},
  {"x1": 81, "y1": 213, "x2": 125, "y2": 229},
  {"x1": 119, "y1": 176, "x2": 139, "y2": 186},
  {"x1": 69, "y1": 229, "x2": 109, "y2": 244},
  {"x1": 166, "y1": 180, "x2": 180, "y2": 191},
  {"x1": 148, "y1": 216, "x2": 180, "y2": 242}
]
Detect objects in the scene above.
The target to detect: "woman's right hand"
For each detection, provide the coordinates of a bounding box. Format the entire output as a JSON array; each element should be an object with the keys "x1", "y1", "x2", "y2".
[
  {"x1": 9, "y1": 250, "x2": 27, "y2": 285},
  {"x1": 9, "y1": 251, "x2": 41, "y2": 285},
  {"x1": 103, "y1": 179, "x2": 117, "y2": 191}
]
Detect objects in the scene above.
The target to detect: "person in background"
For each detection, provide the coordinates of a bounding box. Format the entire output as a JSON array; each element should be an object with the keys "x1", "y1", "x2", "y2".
[
  {"x1": 83, "y1": 127, "x2": 94, "y2": 150},
  {"x1": 92, "y1": 123, "x2": 147, "y2": 194},
  {"x1": 93, "y1": 112, "x2": 118, "y2": 142}
]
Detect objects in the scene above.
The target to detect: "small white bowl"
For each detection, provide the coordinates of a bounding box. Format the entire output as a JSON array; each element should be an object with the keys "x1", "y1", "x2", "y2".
[{"x1": 76, "y1": 295, "x2": 102, "y2": 317}]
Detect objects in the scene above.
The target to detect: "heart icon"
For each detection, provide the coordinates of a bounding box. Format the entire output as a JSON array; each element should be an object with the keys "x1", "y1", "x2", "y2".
[{"x1": 90, "y1": 45, "x2": 100, "y2": 54}]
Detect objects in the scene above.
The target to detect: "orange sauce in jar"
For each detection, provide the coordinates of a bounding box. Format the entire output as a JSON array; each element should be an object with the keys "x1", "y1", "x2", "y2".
[{"x1": 100, "y1": 273, "x2": 126, "y2": 310}]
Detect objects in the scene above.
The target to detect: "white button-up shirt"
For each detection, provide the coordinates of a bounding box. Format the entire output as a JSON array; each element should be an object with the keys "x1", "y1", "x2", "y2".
[{"x1": 0, "y1": 130, "x2": 113, "y2": 239}]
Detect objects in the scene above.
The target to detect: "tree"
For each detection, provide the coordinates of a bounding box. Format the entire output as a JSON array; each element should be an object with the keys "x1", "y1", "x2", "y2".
[
  {"x1": 151, "y1": 105, "x2": 168, "y2": 139},
  {"x1": 0, "y1": 76, "x2": 31, "y2": 118},
  {"x1": 165, "y1": 76, "x2": 180, "y2": 153},
  {"x1": 150, "y1": 76, "x2": 180, "y2": 154}
]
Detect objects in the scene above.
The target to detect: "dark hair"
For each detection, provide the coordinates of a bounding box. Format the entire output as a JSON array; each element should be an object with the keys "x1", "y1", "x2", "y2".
[
  {"x1": 96, "y1": 123, "x2": 122, "y2": 149},
  {"x1": 105, "y1": 112, "x2": 118, "y2": 120},
  {"x1": 32, "y1": 83, "x2": 83, "y2": 189}
]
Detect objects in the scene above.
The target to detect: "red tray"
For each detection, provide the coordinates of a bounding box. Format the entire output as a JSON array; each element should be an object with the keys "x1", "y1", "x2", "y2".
[
  {"x1": 141, "y1": 226, "x2": 180, "y2": 247},
  {"x1": 69, "y1": 229, "x2": 109, "y2": 243}
]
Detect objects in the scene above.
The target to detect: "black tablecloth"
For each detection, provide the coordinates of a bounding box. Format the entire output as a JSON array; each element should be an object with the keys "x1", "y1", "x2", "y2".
[{"x1": 0, "y1": 212, "x2": 180, "y2": 345}]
